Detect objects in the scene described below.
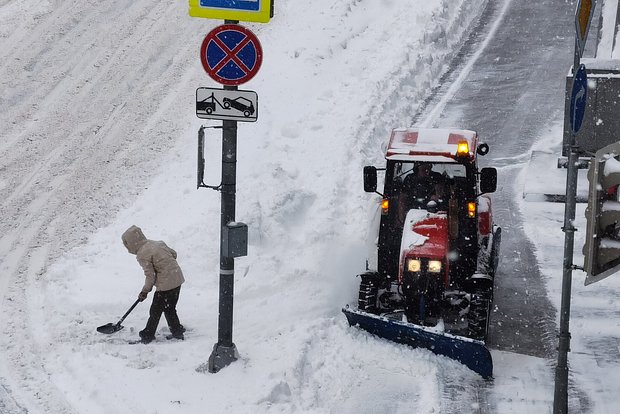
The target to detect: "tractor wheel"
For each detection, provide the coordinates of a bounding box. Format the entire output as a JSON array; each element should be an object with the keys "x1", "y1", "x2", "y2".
[
  {"x1": 358, "y1": 273, "x2": 379, "y2": 314},
  {"x1": 468, "y1": 293, "x2": 491, "y2": 341}
]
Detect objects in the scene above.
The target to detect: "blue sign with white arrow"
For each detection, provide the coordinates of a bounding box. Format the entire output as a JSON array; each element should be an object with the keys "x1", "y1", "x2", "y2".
[{"x1": 569, "y1": 64, "x2": 588, "y2": 134}]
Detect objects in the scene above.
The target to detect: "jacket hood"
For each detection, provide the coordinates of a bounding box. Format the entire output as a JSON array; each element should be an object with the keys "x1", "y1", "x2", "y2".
[{"x1": 122, "y1": 225, "x2": 147, "y2": 255}]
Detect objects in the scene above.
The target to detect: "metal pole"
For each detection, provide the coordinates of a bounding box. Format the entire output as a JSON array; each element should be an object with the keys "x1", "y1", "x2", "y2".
[
  {"x1": 208, "y1": 84, "x2": 239, "y2": 373},
  {"x1": 553, "y1": 39, "x2": 581, "y2": 414},
  {"x1": 553, "y1": 141, "x2": 578, "y2": 414}
]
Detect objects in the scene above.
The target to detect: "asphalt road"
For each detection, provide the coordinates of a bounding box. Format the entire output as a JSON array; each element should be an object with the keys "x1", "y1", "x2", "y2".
[
  {"x1": 414, "y1": 0, "x2": 591, "y2": 411},
  {"x1": 421, "y1": 0, "x2": 573, "y2": 357}
]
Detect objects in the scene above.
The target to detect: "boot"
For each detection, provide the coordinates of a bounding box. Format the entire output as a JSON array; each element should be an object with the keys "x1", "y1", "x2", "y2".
[
  {"x1": 166, "y1": 324, "x2": 185, "y2": 340},
  {"x1": 166, "y1": 333, "x2": 184, "y2": 341},
  {"x1": 139, "y1": 330, "x2": 155, "y2": 344}
]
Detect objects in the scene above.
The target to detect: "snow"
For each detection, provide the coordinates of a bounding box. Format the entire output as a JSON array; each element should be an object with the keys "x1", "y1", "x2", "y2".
[
  {"x1": 2, "y1": 0, "x2": 620, "y2": 413},
  {"x1": 603, "y1": 153, "x2": 620, "y2": 176},
  {"x1": 478, "y1": 196, "x2": 490, "y2": 213},
  {"x1": 418, "y1": 0, "x2": 514, "y2": 128},
  {"x1": 399, "y1": 209, "x2": 432, "y2": 258},
  {"x1": 602, "y1": 200, "x2": 620, "y2": 211},
  {"x1": 519, "y1": 123, "x2": 620, "y2": 414},
  {"x1": 387, "y1": 127, "x2": 476, "y2": 161},
  {"x1": 599, "y1": 0, "x2": 620, "y2": 59},
  {"x1": 599, "y1": 237, "x2": 620, "y2": 248}
]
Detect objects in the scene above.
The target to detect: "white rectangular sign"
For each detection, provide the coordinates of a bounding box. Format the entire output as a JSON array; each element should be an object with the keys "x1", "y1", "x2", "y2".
[{"x1": 196, "y1": 87, "x2": 258, "y2": 122}]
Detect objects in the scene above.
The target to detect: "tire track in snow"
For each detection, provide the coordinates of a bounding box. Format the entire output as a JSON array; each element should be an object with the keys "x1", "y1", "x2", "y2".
[
  {"x1": 315, "y1": 1, "x2": 497, "y2": 411},
  {"x1": 0, "y1": 384, "x2": 27, "y2": 414},
  {"x1": 350, "y1": 0, "x2": 489, "y2": 168},
  {"x1": 0, "y1": 0, "x2": 204, "y2": 411},
  {"x1": 418, "y1": 0, "x2": 513, "y2": 128},
  {"x1": 282, "y1": 319, "x2": 447, "y2": 413},
  {"x1": 0, "y1": 203, "x2": 76, "y2": 413},
  {"x1": 342, "y1": 0, "x2": 532, "y2": 412}
]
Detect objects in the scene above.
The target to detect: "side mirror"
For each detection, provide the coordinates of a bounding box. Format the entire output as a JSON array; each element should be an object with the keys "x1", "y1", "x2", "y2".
[
  {"x1": 477, "y1": 143, "x2": 490, "y2": 156},
  {"x1": 364, "y1": 166, "x2": 378, "y2": 193},
  {"x1": 480, "y1": 167, "x2": 497, "y2": 194}
]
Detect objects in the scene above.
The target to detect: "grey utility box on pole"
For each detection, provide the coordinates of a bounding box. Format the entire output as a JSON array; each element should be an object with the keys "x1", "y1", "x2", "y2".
[
  {"x1": 223, "y1": 222, "x2": 248, "y2": 258},
  {"x1": 563, "y1": 59, "x2": 620, "y2": 156}
]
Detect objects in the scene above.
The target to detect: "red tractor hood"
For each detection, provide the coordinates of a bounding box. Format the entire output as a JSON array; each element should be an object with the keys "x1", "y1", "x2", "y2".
[{"x1": 399, "y1": 210, "x2": 449, "y2": 280}]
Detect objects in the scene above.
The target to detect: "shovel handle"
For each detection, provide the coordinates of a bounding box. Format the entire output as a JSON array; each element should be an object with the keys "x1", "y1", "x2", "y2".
[{"x1": 117, "y1": 299, "x2": 141, "y2": 326}]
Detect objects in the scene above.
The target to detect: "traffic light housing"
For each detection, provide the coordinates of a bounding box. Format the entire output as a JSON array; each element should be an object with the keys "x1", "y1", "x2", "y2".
[{"x1": 583, "y1": 141, "x2": 620, "y2": 285}]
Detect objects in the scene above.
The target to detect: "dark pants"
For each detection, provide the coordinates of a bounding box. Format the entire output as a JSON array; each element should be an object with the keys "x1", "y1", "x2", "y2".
[{"x1": 140, "y1": 286, "x2": 183, "y2": 339}]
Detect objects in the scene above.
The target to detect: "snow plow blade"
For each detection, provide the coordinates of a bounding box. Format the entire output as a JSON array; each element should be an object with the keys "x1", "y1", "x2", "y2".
[{"x1": 342, "y1": 306, "x2": 493, "y2": 379}]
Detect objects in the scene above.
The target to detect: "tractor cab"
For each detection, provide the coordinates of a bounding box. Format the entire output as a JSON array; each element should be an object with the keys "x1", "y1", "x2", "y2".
[
  {"x1": 362, "y1": 128, "x2": 499, "y2": 333},
  {"x1": 364, "y1": 128, "x2": 496, "y2": 284},
  {"x1": 343, "y1": 127, "x2": 501, "y2": 377}
]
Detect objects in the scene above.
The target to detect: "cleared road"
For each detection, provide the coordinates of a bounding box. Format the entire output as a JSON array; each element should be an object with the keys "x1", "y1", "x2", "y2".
[
  {"x1": 415, "y1": 0, "x2": 591, "y2": 411},
  {"x1": 420, "y1": 0, "x2": 571, "y2": 357}
]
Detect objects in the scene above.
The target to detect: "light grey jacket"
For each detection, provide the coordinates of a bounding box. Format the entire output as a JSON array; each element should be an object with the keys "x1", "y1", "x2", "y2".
[{"x1": 121, "y1": 225, "x2": 185, "y2": 293}]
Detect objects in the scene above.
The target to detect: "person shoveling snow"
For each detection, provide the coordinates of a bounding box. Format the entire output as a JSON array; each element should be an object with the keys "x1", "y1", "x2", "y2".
[{"x1": 121, "y1": 225, "x2": 186, "y2": 344}]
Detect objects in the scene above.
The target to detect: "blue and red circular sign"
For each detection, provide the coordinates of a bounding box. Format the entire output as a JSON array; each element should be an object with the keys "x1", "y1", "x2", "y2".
[{"x1": 201, "y1": 24, "x2": 263, "y2": 86}]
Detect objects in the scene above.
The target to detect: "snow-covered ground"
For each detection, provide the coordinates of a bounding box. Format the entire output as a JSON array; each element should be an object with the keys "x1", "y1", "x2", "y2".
[
  {"x1": 2, "y1": 0, "x2": 620, "y2": 413},
  {"x1": 520, "y1": 119, "x2": 620, "y2": 414},
  {"x1": 598, "y1": 0, "x2": 620, "y2": 59}
]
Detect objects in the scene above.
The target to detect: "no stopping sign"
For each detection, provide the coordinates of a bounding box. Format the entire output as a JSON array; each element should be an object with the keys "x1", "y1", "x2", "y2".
[{"x1": 200, "y1": 24, "x2": 263, "y2": 86}]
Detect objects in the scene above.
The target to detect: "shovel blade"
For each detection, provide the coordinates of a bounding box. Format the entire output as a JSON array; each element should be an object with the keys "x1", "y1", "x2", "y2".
[{"x1": 97, "y1": 323, "x2": 124, "y2": 334}]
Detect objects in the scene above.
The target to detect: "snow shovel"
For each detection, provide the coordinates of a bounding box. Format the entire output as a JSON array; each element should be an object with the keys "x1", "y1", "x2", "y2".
[{"x1": 97, "y1": 299, "x2": 141, "y2": 334}]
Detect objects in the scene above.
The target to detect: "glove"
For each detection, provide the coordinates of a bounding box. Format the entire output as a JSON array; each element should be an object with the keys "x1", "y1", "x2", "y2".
[{"x1": 138, "y1": 291, "x2": 148, "y2": 302}]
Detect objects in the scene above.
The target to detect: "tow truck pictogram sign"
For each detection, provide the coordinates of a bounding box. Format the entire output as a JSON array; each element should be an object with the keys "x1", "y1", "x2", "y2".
[
  {"x1": 201, "y1": 24, "x2": 262, "y2": 86},
  {"x1": 196, "y1": 87, "x2": 258, "y2": 122}
]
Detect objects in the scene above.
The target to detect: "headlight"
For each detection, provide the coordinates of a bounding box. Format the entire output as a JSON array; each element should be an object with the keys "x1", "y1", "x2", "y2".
[
  {"x1": 428, "y1": 260, "x2": 442, "y2": 273},
  {"x1": 406, "y1": 259, "x2": 421, "y2": 272}
]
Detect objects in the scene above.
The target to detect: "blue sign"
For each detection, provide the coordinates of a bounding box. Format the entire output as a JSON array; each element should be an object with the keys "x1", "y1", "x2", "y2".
[
  {"x1": 200, "y1": 0, "x2": 259, "y2": 11},
  {"x1": 200, "y1": 25, "x2": 263, "y2": 86},
  {"x1": 570, "y1": 64, "x2": 588, "y2": 134},
  {"x1": 189, "y1": 0, "x2": 271, "y2": 23}
]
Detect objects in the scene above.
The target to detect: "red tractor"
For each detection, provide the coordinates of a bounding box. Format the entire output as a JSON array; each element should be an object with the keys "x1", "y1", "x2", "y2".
[{"x1": 343, "y1": 127, "x2": 501, "y2": 378}]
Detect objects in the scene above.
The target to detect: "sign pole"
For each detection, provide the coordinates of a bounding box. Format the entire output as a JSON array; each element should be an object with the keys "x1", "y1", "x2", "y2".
[
  {"x1": 195, "y1": 16, "x2": 263, "y2": 374},
  {"x1": 554, "y1": 1, "x2": 595, "y2": 409},
  {"x1": 208, "y1": 20, "x2": 242, "y2": 372},
  {"x1": 208, "y1": 83, "x2": 239, "y2": 373},
  {"x1": 554, "y1": 130, "x2": 578, "y2": 414},
  {"x1": 553, "y1": 31, "x2": 591, "y2": 414}
]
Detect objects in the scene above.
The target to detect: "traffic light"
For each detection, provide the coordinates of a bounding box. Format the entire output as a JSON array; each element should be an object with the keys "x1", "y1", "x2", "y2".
[{"x1": 583, "y1": 142, "x2": 620, "y2": 285}]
